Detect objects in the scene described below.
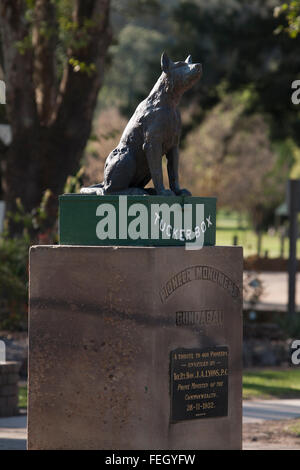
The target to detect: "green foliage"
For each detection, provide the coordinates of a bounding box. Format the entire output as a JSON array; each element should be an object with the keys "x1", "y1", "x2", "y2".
[
  {"x1": 15, "y1": 35, "x2": 33, "y2": 55},
  {"x1": 95, "y1": 0, "x2": 300, "y2": 227},
  {"x1": 272, "y1": 138, "x2": 296, "y2": 170},
  {"x1": 0, "y1": 190, "x2": 59, "y2": 331},
  {"x1": 180, "y1": 88, "x2": 287, "y2": 223},
  {"x1": 6, "y1": 192, "x2": 58, "y2": 240},
  {"x1": 277, "y1": 313, "x2": 300, "y2": 338},
  {"x1": 102, "y1": 0, "x2": 300, "y2": 144},
  {"x1": 287, "y1": 140, "x2": 300, "y2": 178},
  {"x1": 59, "y1": 15, "x2": 98, "y2": 51},
  {"x1": 64, "y1": 167, "x2": 85, "y2": 194},
  {"x1": 274, "y1": 1, "x2": 300, "y2": 37},
  {"x1": 18, "y1": 385, "x2": 27, "y2": 409},
  {"x1": 69, "y1": 58, "x2": 96, "y2": 76},
  {"x1": 0, "y1": 233, "x2": 29, "y2": 331},
  {"x1": 12, "y1": 0, "x2": 99, "y2": 78},
  {"x1": 99, "y1": 24, "x2": 167, "y2": 115}
]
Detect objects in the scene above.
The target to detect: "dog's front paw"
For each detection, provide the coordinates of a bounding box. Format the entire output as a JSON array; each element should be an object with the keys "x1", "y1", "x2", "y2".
[
  {"x1": 157, "y1": 189, "x2": 176, "y2": 196},
  {"x1": 80, "y1": 187, "x2": 97, "y2": 195},
  {"x1": 175, "y1": 188, "x2": 192, "y2": 196}
]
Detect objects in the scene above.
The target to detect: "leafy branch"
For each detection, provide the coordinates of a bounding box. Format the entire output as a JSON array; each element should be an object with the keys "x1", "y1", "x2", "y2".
[{"x1": 274, "y1": 1, "x2": 300, "y2": 37}]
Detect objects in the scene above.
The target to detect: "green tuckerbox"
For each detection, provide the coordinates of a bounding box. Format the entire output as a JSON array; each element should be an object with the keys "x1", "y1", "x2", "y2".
[{"x1": 59, "y1": 194, "x2": 217, "y2": 247}]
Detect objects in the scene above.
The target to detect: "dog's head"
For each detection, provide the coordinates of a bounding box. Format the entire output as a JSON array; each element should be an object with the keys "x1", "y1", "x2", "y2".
[{"x1": 161, "y1": 52, "x2": 202, "y2": 94}]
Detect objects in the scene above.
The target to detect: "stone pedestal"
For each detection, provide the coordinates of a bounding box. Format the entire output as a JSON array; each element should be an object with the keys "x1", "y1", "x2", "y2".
[{"x1": 28, "y1": 245, "x2": 243, "y2": 450}]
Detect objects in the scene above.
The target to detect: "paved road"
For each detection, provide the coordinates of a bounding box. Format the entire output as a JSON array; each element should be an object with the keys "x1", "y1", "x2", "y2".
[
  {"x1": 1, "y1": 399, "x2": 300, "y2": 450},
  {"x1": 243, "y1": 399, "x2": 300, "y2": 423},
  {"x1": 0, "y1": 415, "x2": 27, "y2": 450}
]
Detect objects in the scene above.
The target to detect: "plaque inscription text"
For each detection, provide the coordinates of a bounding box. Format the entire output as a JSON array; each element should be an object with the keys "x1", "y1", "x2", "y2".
[{"x1": 170, "y1": 346, "x2": 228, "y2": 422}]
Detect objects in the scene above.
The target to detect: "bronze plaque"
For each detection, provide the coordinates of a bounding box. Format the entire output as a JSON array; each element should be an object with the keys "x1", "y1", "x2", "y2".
[{"x1": 170, "y1": 346, "x2": 228, "y2": 422}]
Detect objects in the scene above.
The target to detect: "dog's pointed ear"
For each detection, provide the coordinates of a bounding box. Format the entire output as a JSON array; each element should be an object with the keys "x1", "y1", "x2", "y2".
[
  {"x1": 161, "y1": 52, "x2": 171, "y2": 73},
  {"x1": 185, "y1": 55, "x2": 192, "y2": 64}
]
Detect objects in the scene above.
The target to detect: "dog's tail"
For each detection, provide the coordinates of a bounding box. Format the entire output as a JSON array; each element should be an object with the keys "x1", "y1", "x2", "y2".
[{"x1": 80, "y1": 183, "x2": 104, "y2": 195}]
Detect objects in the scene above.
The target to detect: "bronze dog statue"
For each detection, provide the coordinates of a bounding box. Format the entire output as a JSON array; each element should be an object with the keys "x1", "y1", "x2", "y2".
[{"x1": 81, "y1": 52, "x2": 202, "y2": 196}]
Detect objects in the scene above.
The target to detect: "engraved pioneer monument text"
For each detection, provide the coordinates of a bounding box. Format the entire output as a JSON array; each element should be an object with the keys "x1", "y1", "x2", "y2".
[{"x1": 160, "y1": 266, "x2": 240, "y2": 303}]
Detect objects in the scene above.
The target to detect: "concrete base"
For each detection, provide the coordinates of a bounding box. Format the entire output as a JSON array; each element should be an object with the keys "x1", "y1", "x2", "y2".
[{"x1": 28, "y1": 245, "x2": 243, "y2": 450}]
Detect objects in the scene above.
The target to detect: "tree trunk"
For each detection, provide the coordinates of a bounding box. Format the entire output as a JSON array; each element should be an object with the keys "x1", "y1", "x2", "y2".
[
  {"x1": 0, "y1": 0, "x2": 112, "y2": 220},
  {"x1": 256, "y1": 231, "x2": 262, "y2": 257}
]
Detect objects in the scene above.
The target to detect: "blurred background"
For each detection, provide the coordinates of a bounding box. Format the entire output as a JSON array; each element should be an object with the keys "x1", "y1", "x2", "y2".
[{"x1": 1, "y1": 0, "x2": 300, "y2": 448}]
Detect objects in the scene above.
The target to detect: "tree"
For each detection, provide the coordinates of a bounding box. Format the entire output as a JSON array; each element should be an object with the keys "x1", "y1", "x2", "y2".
[
  {"x1": 101, "y1": 1, "x2": 300, "y2": 147},
  {"x1": 0, "y1": 0, "x2": 111, "y2": 221},
  {"x1": 99, "y1": 24, "x2": 166, "y2": 115},
  {"x1": 179, "y1": 90, "x2": 288, "y2": 223},
  {"x1": 274, "y1": 1, "x2": 300, "y2": 37}
]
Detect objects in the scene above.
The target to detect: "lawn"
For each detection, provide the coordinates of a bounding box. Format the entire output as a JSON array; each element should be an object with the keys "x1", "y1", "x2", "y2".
[
  {"x1": 243, "y1": 368, "x2": 300, "y2": 400},
  {"x1": 288, "y1": 420, "x2": 300, "y2": 437},
  {"x1": 216, "y1": 210, "x2": 295, "y2": 258},
  {"x1": 18, "y1": 385, "x2": 27, "y2": 409},
  {"x1": 18, "y1": 368, "x2": 300, "y2": 408}
]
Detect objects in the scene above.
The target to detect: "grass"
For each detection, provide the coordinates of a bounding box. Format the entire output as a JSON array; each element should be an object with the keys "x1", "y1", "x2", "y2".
[
  {"x1": 243, "y1": 368, "x2": 300, "y2": 400},
  {"x1": 216, "y1": 210, "x2": 295, "y2": 258},
  {"x1": 216, "y1": 229, "x2": 293, "y2": 258},
  {"x1": 18, "y1": 385, "x2": 27, "y2": 409},
  {"x1": 288, "y1": 420, "x2": 300, "y2": 437},
  {"x1": 18, "y1": 368, "x2": 300, "y2": 408}
]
